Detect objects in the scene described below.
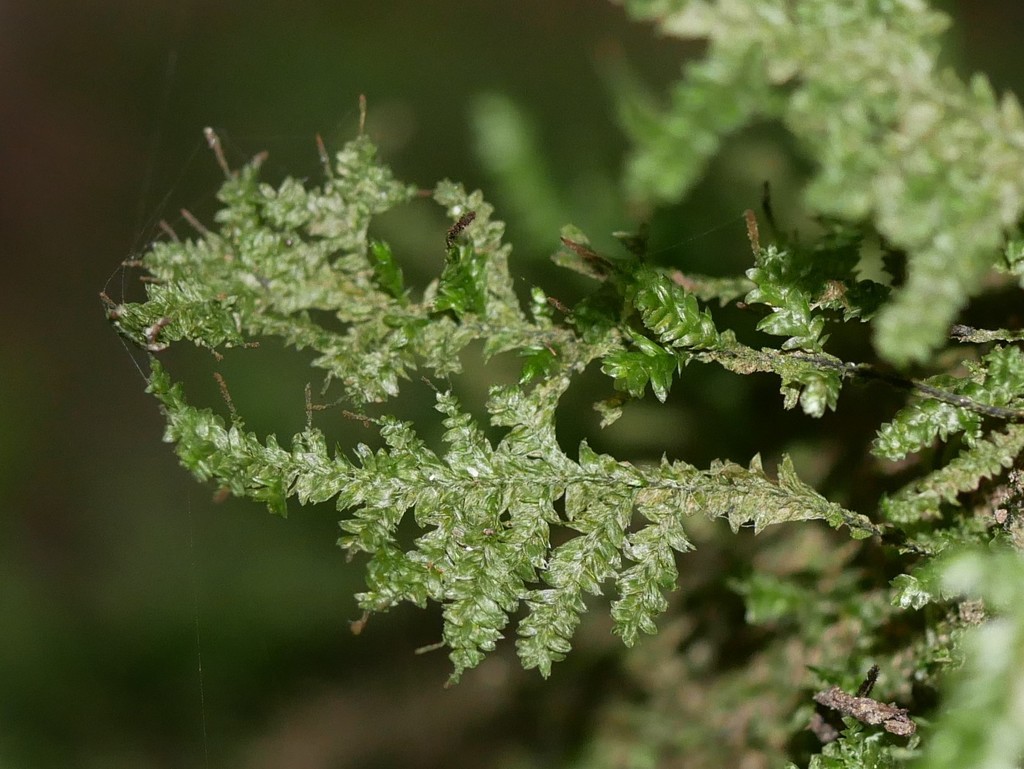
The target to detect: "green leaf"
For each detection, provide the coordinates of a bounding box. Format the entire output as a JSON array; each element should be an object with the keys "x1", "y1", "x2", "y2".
[
  {"x1": 633, "y1": 267, "x2": 721, "y2": 350},
  {"x1": 601, "y1": 331, "x2": 679, "y2": 401},
  {"x1": 369, "y1": 239, "x2": 407, "y2": 303},
  {"x1": 746, "y1": 246, "x2": 828, "y2": 352},
  {"x1": 436, "y1": 242, "x2": 489, "y2": 317}
]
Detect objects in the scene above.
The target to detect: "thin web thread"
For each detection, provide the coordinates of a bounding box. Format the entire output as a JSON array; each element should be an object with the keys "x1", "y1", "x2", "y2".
[
  {"x1": 187, "y1": 493, "x2": 211, "y2": 768},
  {"x1": 644, "y1": 212, "x2": 747, "y2": 259},
  {"x1": 111, "y1": 6, "x2": 211, "y2": 761},
  {"x1": 129, "y1": 47, "x2": 179, "y2": 256},
  {"x1": 123, "y1": 3, "x2": 191, "y2": 289},
  {"x1": 104, "y1": 4, "x2": 196, "y2": 383}
]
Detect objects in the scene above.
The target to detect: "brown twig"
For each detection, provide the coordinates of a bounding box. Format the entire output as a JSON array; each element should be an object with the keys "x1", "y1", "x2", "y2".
[{"x1": 813, "y1": 680, "x2": 916, "y2": 736}]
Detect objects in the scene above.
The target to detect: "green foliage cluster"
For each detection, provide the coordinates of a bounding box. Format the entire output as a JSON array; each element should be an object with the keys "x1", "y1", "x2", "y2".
[
  {"x1": 106, "y1": 1, "x2": 1024, "y2": 767},
  {"x1": 614, "y1": 0, "x2": 1024, "y2": 366},
  {"x1": 112, "y1": 136, "x2": 877, "y2": 683}
]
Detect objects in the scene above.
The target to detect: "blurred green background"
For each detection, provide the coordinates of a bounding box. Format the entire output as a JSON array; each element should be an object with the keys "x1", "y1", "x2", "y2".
[{"x1": 2, "y1": 1, "x2": 1023, "y2": 767}]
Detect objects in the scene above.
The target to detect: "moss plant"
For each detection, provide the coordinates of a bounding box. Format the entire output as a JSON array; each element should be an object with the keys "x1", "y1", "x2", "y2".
[{"x1": 106, "y1": 2, "x2": 1024, "y2": 767}]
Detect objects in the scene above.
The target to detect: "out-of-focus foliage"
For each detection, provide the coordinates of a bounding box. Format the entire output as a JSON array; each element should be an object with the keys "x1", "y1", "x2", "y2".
[
  {"x1": 913, "y1": 549, "x2": 1024, "y2": 769},
  {"x1": 613, "y1": 0, "x2": 1024, "y2": 366}
]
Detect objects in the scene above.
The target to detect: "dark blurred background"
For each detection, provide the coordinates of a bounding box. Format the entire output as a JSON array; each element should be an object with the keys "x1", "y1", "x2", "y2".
[{"x1": 2, "y1": 1, "x2": 1023, "y2": 767}]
